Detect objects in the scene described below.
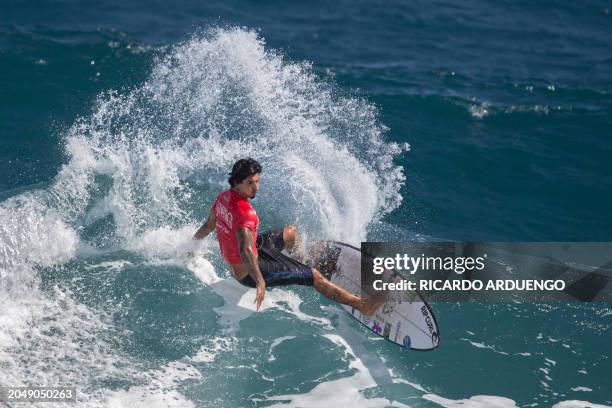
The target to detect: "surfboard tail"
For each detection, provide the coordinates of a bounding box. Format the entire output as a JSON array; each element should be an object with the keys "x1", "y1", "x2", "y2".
[{"x1": 311, "y1": 240, "x2": 440, "y2": 350}]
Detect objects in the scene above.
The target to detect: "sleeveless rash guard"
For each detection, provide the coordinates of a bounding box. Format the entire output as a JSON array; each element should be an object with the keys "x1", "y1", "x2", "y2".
[{"x1": 213, "y1": 189, "x2": 259, "y2": 264}]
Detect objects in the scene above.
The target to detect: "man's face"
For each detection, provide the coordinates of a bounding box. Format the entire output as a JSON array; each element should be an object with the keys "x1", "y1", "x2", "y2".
[{"x1": 235, "y1": 173, "x2": 260, "y2": 199}]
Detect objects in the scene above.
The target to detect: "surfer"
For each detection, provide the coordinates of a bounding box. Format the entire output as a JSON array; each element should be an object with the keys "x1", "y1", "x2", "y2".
[{"x1": 192, "y1": 157, "x2": 384, "y2": 315}]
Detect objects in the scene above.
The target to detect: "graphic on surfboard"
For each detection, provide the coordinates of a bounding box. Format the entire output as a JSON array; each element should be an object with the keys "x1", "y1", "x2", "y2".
[{"x1": 309, "y1": 241, "x2": 440, "y2": 351}]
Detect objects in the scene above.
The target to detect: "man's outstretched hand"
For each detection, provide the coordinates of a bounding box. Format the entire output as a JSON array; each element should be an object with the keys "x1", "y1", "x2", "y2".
[{"x1": 255, "y1": 282, "x2": 266, "y2": 311}]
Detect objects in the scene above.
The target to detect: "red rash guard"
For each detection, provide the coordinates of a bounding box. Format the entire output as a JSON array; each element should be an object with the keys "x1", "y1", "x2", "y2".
[{"x1": 213, "y1": 189, "x2": 259, "y2": 264}]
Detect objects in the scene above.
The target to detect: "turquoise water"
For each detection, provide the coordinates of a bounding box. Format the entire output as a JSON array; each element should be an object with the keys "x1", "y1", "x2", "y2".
[{"x1": 1, "y1": 1, "x2": 611, "y2": 407}]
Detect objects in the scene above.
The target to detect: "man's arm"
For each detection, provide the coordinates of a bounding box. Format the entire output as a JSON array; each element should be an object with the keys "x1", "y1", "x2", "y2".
[
  {"x1": 236, "y1": 227, "x2": 266, "y2": 310},
  {"x1": 193, "y1": 206, "x2": 216, "y2": 240}
]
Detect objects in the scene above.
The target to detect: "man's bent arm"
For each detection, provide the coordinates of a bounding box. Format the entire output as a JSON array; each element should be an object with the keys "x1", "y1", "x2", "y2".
[
  {"x1": 236, "y1": 228, "x2": 264, "y2": 286},
  {"x1": 193, "y1": 206, "x2": 216, "y2": 240}
]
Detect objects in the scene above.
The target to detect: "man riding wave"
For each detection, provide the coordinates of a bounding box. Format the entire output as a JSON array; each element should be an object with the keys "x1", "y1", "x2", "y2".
[{"x1": 192, "y1": 157, "x2": 383, "y2": 314}]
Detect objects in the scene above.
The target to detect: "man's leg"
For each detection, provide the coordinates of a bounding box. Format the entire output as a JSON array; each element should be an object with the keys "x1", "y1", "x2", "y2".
[
  {"x1": 281, "y1": 224, "x2": 307, "y2": 262},
  {"x1": 277, "y1": 226, "x2": 384, "y2": 315},
  {"x1": 312, "y1": 269, "x2": 385, "y2": 316}
]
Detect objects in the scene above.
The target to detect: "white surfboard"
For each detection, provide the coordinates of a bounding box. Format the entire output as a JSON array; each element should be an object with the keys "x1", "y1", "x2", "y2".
[{"x1": 311, "y1": 241, "x2": 440, "y2": 351}]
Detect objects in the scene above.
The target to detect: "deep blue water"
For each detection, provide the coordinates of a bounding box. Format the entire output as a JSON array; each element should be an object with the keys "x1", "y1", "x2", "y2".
[{"x1": 1, "y1": 1, "x2": 611, "y2": 407}]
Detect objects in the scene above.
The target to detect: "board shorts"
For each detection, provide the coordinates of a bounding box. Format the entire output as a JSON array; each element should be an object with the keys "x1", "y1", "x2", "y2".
[{"x1": 238, "y1": 228, "x2": 314, "y2": 288}]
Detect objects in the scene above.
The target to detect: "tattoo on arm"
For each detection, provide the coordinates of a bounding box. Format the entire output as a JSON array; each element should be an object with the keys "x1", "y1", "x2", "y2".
[{"x1": 237, "y1": 228, "x2": 264, "y2": 285}]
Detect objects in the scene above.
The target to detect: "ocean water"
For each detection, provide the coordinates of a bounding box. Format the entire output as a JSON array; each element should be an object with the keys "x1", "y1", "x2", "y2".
[{"x1": 1, "y1": 1, "x2": 611, "y2": 407}]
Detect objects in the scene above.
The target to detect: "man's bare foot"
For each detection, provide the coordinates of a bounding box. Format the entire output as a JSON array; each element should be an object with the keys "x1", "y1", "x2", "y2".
[{"x1": 358, "y1": 295, "x2": 386, "y2": 316}]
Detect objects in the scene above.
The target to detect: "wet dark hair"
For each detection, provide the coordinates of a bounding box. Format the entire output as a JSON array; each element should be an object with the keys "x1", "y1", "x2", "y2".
[{"x1": 228, "y1": 158, "x2": 262, "y2": 187}]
